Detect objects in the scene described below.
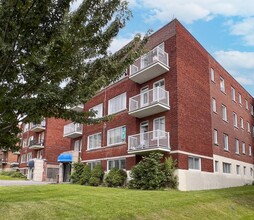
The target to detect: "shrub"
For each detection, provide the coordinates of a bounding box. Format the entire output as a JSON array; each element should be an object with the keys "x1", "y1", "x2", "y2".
[
  {"x1": 161, "y1": 157, "x2": 178, "y2": 189},
  {"x1": 1, "y1": 171, "x2": 16, "y2": 176},
  {"x1": 10, "y1": 172, "x2": 26, "y2": 179},
  {"x1": 89, "y1": 164, "x2": 104, "y2": 186},
  {"x1": 71, "y1": 162, "x2": 84, "y2": 184},
  {"x1": 88, "y1": 176, "x2": 101, "y2": 186},
  {"x1": 80, "y1": 164, "x2": 91, "y2": 185},
  {"x1": 129, "y1": 153, "x2": 165, "y2": 190},
  {"x1": 105, "y1": 168, "x2": 127, "y2": 187}
]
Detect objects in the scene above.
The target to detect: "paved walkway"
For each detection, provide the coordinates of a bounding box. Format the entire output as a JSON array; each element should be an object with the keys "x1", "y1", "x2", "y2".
[{"x1": 0, "y1": 180, "x2": 52, "y2": 186}]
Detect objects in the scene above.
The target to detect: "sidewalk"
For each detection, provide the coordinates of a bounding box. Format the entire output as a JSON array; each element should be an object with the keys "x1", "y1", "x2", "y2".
[{"x1": 0, "y1": 180, "x2": 52, "y2": 186}]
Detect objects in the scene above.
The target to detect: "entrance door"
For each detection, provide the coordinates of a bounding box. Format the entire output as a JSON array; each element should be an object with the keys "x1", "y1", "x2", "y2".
[
  {"x1": 63, "y1": 163, "x2": 72, "y2": 182},
  {"x1": 140, "y1": 87, "x2": 149, "y2": 107},
  {"x1": 140, "y1": 122, "x2": 149, "y2": 148}
]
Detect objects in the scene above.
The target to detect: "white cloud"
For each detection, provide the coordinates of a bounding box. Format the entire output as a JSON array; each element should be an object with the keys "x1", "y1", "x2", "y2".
[
  {"x1": 134, "y1": 0, "x2": 254, "y2": 24},
  {"x1": 214, "y1": 50, "x2": 254, "y2": 85},
  {"x1": 109, "y1": 36, "x2": 134, "y2": 53},
  {"x1": 70, "y1": 0, "x2": 83, "y2": 11},
  {"x1": 229, "y1": 17, "x2": 254, "y2": 46}
]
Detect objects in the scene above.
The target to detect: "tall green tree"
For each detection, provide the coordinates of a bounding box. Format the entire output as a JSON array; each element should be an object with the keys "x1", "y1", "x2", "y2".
[{"x1": 0, "y1": 0, "x2": 147, "y2": 150}]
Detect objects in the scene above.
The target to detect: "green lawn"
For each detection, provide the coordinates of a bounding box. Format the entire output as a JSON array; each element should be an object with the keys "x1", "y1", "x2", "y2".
[
  {"x1": 0, "y1": 185, "x2": 253, "y2": 220},
  {"x1": 0, "y1": 175, "x2": 25, "y2": 180}
]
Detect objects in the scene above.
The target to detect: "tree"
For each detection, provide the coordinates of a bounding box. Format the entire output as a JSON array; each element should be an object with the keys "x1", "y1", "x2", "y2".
[{"x1": 0, "y1": 0, "x2": 147, "y2": 150}]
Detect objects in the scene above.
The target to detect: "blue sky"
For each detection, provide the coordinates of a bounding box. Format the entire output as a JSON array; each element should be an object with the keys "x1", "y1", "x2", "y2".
[{"x1": 72, "y1": 0, "x2": 254, "y2": 97}]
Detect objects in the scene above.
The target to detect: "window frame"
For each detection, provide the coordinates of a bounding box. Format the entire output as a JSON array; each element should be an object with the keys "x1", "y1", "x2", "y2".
[
  {"x1": 108, "y1": 92, "x2": 127, "y2": 115},
  {"x1": 107, "y1": 126, "x2": 126, "y2": 146},
  {"x1": 188, "y1": 157, "x2": 201, "y2": 170},
  {"x1": 87, "y1": 133, "x2": 102, "y2": 150}
]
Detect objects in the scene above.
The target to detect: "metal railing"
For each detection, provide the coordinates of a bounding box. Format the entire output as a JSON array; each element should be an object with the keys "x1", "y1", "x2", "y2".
[
  {"x1": 130, "y1": 46, "x2": 169, "y2": 75},
  {"x1": 128, "y1": 130, "x2": 170, "y2": 151},
  {"x1": 29, "y1": 139, "x2": 44, "y2": 147},
  {"x1": 31, "y1": 120, "x2": 46, "y2": 129},
  {"x1": 129, "y1": 87, "x2": 169, "y2": 112},
  {"x1": 64, "y1": 123, "x2": 83, "y2": 136}
]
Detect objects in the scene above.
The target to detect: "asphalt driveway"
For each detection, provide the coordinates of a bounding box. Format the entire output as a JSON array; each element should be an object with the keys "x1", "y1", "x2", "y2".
[{"x1": 0, "y1": 180, "x2": 52, "y2": 186}]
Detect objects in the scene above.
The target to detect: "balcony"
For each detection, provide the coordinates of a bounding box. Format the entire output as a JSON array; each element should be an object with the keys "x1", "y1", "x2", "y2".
[
  {"x1": 129, "y1": 46, "x2": 169, "y2": 84},
  {"x1": 128, "y1": 130, "x2": 170, "y2": 154},
  {"x1": 13, "y1": 151, "x2": 20, "y2": 155},
  {"x1": 30, "y1": 120, "x2": 46, "y2": 132},
  {"x1": 63, "y1": 123, "x2": 83, "y2": 138},
  {"x1": 10, "y1": 162, "x2": 19, "y2": 167},
  {"x1": 71, "y1": 104, "x2": 84, "y2": 112},
  {"x1": 1, "y1": 159, "x2": 7, "y2": 164},
  {"x1": 29, "y1": 139, "x2": 45, "y2": 150},
  {"x1": 129, "y1": 87, "x2": 170, "y2": 118}
]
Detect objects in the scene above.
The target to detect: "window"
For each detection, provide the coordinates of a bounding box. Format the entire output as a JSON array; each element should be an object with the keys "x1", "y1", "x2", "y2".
[
  {"x1": 188, "y1": 157, "x2": 201, "y2": 170},
  {"x1": 242, "y1": 142, "x2": 246, "y2": 154},
  {"x1": 21, "y1": 154, "x2": 26, "y2": 163},
  {"x1": 231, "y1": 87, "x2": 236, "y2": 101},
  {"x1": 222, "y1": 162, "x2": 231, "y2": 173},
  {"x1": 245, "y1": 99, "x2": 249, "y2": 110},
  {"x1": 214, "y1": 160, "x2": 219, "y2": 172},
  {"x1": 212, "y1": 98, "x2": 217, "y2": 112},
  {"x1": 240, "y1": 117, "x2": 244, "y2": 129},
  {"x1": 153, "y1": 79, "x2": 165, "y2": 101},
  {"x1": 107, "y1": 126, "x2": 126, "y2": 146},
  {"x1": 23, "y1": 123, "x2": 30, "y2": 132},
  {"x1": 153, "y1": 117, "x2": 165, "y2": 138},
  {"x1": 87, "y1": 161, "x2": 101, "y2": 170},
  {"x1": 249, "y1": 145, "x2": 252, "y2": 156},
  {"x1": 108, "y1": 93, "x2": 126, "y2": 114},
  {"x1": 88, "y1": 133, "x2": 101, "y2": 150},
  {"x1": 223, "y1": 134, "x2": 229, "y2": 151},
  {"x1": 251, "y1": 168, "x2": 253, "y2": 176},
  {"x1": 243, "y1": 166, "x2": 246, "y2": 175},
  {"x1": 251, "y1": 105, "x2": 254, "y2": 116},
  {"x1": 238, "y1": 93, "x2": 242, "y2": 105},
  {"x1": 27, "y1": 152, "x2": 32, "y2": 162},
  {"x1": 220, "y1": 76, "x2": 225, "y2": 92},
  {"x1": 235, "y1": 139, "x2": 239, "y2": 154},
  {"x1": 28, "y1": 136, "x2": 34, "y2": 146},
  {"x1": 213, "y1": 129, "x2": 218, "y2": 145},
  {"x1": 74, "y1": 139, "x2": 82, "y2": 152},
  {"x1": 233, "y1": 112, "x2": 238, "y2": 127},
  {"x1": 90, "y1": 103, "x2": 103, "y2": 118},
  {"x1": 210, "y1": 68, "x2": 215, "y2": 82},
  {"x1": 221, "y1": 105, "x2": 227, "y2": 121},
  {"x1": 247, "y1": 122, "x2": 250, "y2": 133},
  {"x1": 22, "y1": 138, "x2": 27, "y2": 148},
  {"x1": 236, "y1": 165, "x2": 240, "y2": 175},
  {"x1": 108, "y1": 158, "x2": 126, "y2": 171}
]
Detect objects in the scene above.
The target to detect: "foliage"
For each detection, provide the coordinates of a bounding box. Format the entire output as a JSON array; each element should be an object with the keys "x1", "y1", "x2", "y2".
[
  {"x1": 129, "y1": 153, "x2": 178, "y2": 190},
  {"x1": 0, "y1": 0, "x2": 148, "y2": 150},
  {"x1": 0, "y1": 171, "x2": 26, "y2": 179},
  {"x1": 88, "y1": 164, "x2": 104, "y2": 186},
  {"x1": 105, "y1": 168, "x2": 127, "y2": 187},
  {"x1": 71, "y1": 162, "x2": 84, "y2": 184},
  {"x1": 161, "y1": 157, "x2": 178, "y2": 189},
  {"x1": 80, "y1": 164, "x2": 91, "y2": 185}
]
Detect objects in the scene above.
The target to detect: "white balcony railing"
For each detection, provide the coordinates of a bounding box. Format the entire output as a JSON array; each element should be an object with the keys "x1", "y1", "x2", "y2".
[
  {"x1": 30, "y1": 120, "x2": 46, "y2": 132},
  {"x1": 129, "y1": 87, "x2": 170, "y2": 118},
  {"x1": 128, "y1": 130, "x2": 170, "y2": 153},
  {"x1": 63, "y1": 123, "x2": 83, "y2": 138},
  {"x1": 130, "y1": 46, "x2": 169, "y2": 76}
]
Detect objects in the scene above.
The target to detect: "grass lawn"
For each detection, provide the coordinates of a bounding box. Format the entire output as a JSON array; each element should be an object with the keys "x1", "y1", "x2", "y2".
[
  {"x1": 0, "y1": 185, "x2": 253, "y2": 220},
  {"x1": 0, "y1": 175, "x2": 26, "y2": 180}
]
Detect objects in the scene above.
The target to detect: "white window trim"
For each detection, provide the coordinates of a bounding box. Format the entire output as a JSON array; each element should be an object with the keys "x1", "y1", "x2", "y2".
[
  {"x1": 107, "y1": 158, "x2": 126, "y2": 171},
  {"x1": 107, "y1": 126, "x2": 126, "y2": 146},
  {"x1": 90, "y1": 103, "x2": 103, "y2": 118},
  {"x1": 188, "y1": 156, "x2": 201, "y2": 171},
  {"x1": 108, "y1": 92, "x2": 127, "y2": 115},
  {"x1": 87, "y1": 132, "x2": 102, "y2": 150}
]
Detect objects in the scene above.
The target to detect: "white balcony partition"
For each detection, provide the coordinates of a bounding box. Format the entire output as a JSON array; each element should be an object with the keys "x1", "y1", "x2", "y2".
[
  {"x1": 63, "y1": 123, "x2": 83, "y2": 138},
  {"x1": 129, "y1": 87, "x2": 170, "y2": 118},
  {"x1": 128, "y1": 130, "x2": 170, "y2": 153}
]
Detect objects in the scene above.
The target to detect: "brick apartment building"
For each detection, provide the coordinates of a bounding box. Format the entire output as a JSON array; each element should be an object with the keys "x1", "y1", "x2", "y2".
[
  {"x1": 19, "y1": 118, "x2": 73, "y2": 182},
  {"x1": 17, "y1": 19, "x2": 253, "y2": 190},
  {"x1": 0, "y1": 149, "x2": 19, "y2": 171},
  {"x1": 80, "y1": 19, "x2": 254, "y2": 190}
]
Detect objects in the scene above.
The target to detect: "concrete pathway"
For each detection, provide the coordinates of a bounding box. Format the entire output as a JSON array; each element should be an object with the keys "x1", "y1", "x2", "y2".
[{"x1": 0, "y1": 180, "x2": 52, "y2": 186}]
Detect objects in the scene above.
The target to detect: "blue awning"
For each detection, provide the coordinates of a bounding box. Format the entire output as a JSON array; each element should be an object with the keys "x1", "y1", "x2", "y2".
[
  {"x1": 58, "y1": 153, "x2": 72, "y2": 163},
  {"x1": 27, "y1": 160, "x2": 34, "y2": 168}
]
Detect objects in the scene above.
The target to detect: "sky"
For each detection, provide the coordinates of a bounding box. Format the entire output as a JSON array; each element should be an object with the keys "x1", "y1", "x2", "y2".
[{"x1": 72, "y1": 0, "x2": 254, "y2": 97}]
